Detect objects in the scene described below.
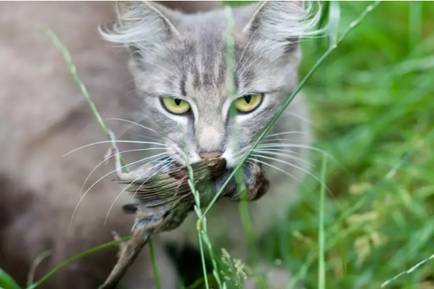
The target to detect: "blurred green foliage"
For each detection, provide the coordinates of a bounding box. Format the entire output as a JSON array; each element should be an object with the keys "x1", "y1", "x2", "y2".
[{"x1": 254, "y1": 2, "x2": 434, "y2": 289}]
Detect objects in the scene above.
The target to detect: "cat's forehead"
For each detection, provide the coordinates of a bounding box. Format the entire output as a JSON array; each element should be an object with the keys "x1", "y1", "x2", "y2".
[
  {"x1": 178, "y1": 39, "x2": 225, "y2": 96},
  {"x1": 170, "y1": 27, "x2": 255, "y2": 107}
]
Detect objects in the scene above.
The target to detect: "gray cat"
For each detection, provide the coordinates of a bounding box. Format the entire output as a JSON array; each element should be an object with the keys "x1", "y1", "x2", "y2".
[
  {"x1": 0, "y1": 1, "x2": 319, "y2": 288},
  {"x1": 101, "y1": 1, "x2": 319, "y2": 287}
]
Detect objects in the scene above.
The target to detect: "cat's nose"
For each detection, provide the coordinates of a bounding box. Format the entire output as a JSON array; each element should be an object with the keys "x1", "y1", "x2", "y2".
[{"x1": 199, "y1": 151, "x2": 223, "y2": 159}]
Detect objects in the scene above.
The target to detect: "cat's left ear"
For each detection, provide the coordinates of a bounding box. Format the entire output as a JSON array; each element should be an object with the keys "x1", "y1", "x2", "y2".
[
  {"x1": 243, "y1": 1, "x2": 319, "y2": 59},
  {"x1": 100, "y1": 1, "x2": 181, "y2": 59}
]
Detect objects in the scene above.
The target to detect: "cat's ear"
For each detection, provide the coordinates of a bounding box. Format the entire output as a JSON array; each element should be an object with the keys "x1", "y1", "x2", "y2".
[
  {"x1": 100, "y1": 1, "x2": 181, "y2": 58},
  {"x1": 243, "y1": 1, "x2": 319, "y2": 59}
]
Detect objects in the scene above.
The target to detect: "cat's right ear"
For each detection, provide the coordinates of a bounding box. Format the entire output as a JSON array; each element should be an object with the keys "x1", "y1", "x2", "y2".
[{"x1": 100, "y1": 1, "x2": 181, "y2": 59}]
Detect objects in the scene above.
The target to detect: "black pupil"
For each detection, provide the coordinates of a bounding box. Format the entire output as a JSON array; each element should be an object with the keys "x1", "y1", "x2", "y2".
[
  {"x1": 174, "y1": 98, "x2": 182, "y2": 106},
  {"x1": 244, "y1": 95, "x2": 252, "y2": 103}
]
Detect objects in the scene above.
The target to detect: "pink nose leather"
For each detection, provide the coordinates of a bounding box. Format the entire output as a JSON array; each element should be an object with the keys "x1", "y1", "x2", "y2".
[{"x1": 199, "y1": 151, "x2": 223, "y2": 159}]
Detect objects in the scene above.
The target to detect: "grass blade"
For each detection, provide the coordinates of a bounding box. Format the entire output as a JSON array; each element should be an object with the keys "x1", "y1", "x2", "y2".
[
  {"x1": 38, "y1": 27, "x2": 126, "y2": 168},
  {"x1": 39, "y1": 27, "x2": 161, "y2": 289},
  {"x1": 318, "y1": 154, "x2": 327, "y2": 289},
  {"x1": 0, "y1": 268, "x2": 22, "y2": 289},
  {"x1": 381, "y1": 254, "x2": 434, "y2": 288},
  {"x1": 148, "y1": 241, "x2": 161, "y2": 289},
  {"x1": 409, "y1": 1, "x2": 423, "y2": 49},
  {"x1": 27, "y1": 250, "x2": 52, "y2": 287},
  {"x1": 27, "y1": 237, "x2": 130, "y2": 289},
  {"x1": 328, "y1": 1, "x2": 341, "y2": 46},
  {"x1": 223, "y1": 3, "x2": 259, "y2": 272}
]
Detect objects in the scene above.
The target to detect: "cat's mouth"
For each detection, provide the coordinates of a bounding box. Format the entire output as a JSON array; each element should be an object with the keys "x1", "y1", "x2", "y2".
[
  {"x1": 148, "y1": 155, "x2": 267, "y2": 199},
  {"x1": 209, "y1": 157, "x2": 269, "y2": 201},
  {"x1": 121, "y1": 156, "x2": 268, "y2": 215}
]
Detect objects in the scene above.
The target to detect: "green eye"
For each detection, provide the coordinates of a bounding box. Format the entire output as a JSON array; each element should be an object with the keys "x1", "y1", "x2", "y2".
[
  {"x1": 161, "y1": 97, "x2": 191, "y2": 114},
  {"x1": 235, "y1": 94, "x2": 262, "y2": 113}
]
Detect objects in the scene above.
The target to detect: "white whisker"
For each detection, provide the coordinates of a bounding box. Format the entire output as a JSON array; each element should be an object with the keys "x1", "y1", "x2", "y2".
[
  {"x1": 124, "y1": 132, "x2": 164, "y2": 143},
  {"x1": 63, "y1": 140, "x2": 166, "y2": 157},
  {"x1": 251, "y1": 150, "x2": 313, "y2": 168},
  {"x1": 77, "y1": 147, "x2": 166, "y2": 201},
  {"x1": 239, "y1": 31, "x2": 259, "y2": 65},
  {"x1": 254, "y1": 147, "x2": 299, "y2": 155},
  {"x1": 256, "y1": 143, "x2": 334, "y2": 159},
  {"x1": 231, "y1": 147, "x2": 252, "y2": 160},
  {"x1": 106, "y1": 117, "x2": 178, "y2": 144},
  {"x1": 260, "y1": 138, "x2": 305, "y2": 144},
  {"x1": 105, "y1": 118, "x2": 163, "y2": 137},
  {"x1": 237, "y1": 44, "x2": 283, "y2": 79},
  {"x1": 283, "y1": 111, "x2": 316, "y2": 126},
  {"x1": 113, "y1": 122, "x2": 162, "y2": 143},
  {"x1": 130, "y1": 160, "x2": 174, "y2": 201},
  {"x1": 138, "y1": 115, "x2": 168, "y2": 133},
  {"x1": 104, "y1": 159, "x2": 174, "y2": 224},
  {"x1": 264, "y1": 131, "x2": 308, "y2": 138},
  {"x1": 69, "y1": 152, "x2": 166, "y2": 226},
  {"x1": 117, "y1": 62, "x2": 173, "y2": 89},
  {"x1": 249, "y1": 158, "x2": 301, "y2": 184},
  {"x1": 119, "y1": 87, "x2": 140, "y2": 100},
  {"x1": 238, "y1": 32, "x2": 264, "y2": 76},
  {"x1": 252, "y1": 154, "x2": 332, "y2": 195}
]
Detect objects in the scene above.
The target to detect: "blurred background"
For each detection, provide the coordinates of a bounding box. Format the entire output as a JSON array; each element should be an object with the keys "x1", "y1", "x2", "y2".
[{"x1": 225, "y1": 1, "x2": 434, "y2": 288}]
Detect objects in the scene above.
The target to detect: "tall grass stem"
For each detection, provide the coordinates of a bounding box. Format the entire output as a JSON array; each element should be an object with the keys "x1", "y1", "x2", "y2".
[
  {"x1": 27, "y1": 237, "x2": 131, "y2": 289},
  {"x1": 40, "y1": 27, "x2": 161, "y2": 289},
  {"x1": 204, "y1": 1, "x2": 382, "y2": 216},
  {"x1": 318, "y1": 154, "x2": 327, "y2": 289}
]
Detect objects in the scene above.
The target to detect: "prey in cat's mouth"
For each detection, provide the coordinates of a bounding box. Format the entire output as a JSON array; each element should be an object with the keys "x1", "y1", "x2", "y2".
[
  {"x1": 153, "y1": 155, "x2": 267, "y2": 197},
  {"x1": 120, "y1": 154, "x2": 269, "y2": 215}
]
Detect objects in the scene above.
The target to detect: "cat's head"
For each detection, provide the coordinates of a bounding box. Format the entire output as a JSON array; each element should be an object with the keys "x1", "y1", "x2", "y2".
[{"x1": 101, "y1": 1, "x2": 319, "y2": 168}]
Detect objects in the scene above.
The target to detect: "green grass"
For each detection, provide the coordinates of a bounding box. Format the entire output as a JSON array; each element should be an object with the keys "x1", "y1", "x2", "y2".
[{"x1": 255, "y1": 2, "x2": 434, "y2": 289}]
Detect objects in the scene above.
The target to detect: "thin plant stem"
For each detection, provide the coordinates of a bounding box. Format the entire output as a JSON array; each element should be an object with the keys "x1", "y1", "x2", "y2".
[
  {"x1": 315, "y1": 1, "x2": 330, "y2": 97},
  {"x1": 316, "y1": 1, "x2": 340, "y2": 285},
  {"x1": 38, "y1": 28, "x2": 127, "y2": 166},
  {"x1": 409, "y1": 1, "x2": 423, "y2": 49},
  {"x1": 198, "y1": 222, "x2": 211, "y2": 289},
  {"x1": 40, "y1": 27, "x2": 161, "y2": 289},
  {"x1": 148, "y1": 241, "x2": 161, "y2": 289},
  {"x1": 178, "y1": 124, "x2": 212, "y2": 289},
  {"x1": 381, "y1": 254, "x2": 434, "y2": 288},
  {"x1": 204, "y1": 1, "x2": 382, "y2": 216},
  {"x1": 27, "y1": 237, "x2": 131, "y2": 289},
  {"x1": 318, "y1": 153, "x2": 327, "y2": 289},
  {"x1": 27, "y1": 250, "x2": 52, "y2": 287},
  {"x1": 224, "y1": 4, "x2": 259, "y2": 273}
]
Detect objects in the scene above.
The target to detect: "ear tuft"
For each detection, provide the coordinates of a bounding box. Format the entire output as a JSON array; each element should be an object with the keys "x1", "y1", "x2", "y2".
[
  {"x1": 99, "y1": 1, "x2": 181, "y2": 57},
  {"x1": 244, "y1": 1, "x2": 322, "y2": 57}
]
